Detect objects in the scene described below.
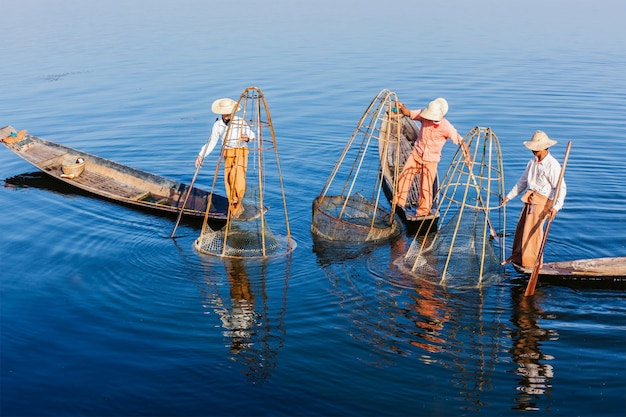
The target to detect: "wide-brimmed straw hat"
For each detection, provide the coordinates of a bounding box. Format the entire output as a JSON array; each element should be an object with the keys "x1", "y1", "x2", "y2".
[
  {"x1": 524, "y1": 130, "x2": 557, "y2": 151},
  {"x1": 211, "y1": 98, "x2": 241, "y2": 115},
  {"x1": 420, "y1": 97, "x2": 448, "y2": 121}
]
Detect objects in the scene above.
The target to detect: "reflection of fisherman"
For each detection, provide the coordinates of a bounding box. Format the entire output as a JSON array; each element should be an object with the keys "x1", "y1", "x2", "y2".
[
  {"x1": 510, "y1": 290, "x2": 555, "y2": 407},
  {"x1": 390, "y1": 237, "x2": 449, "y2": 353},
  {"x1": 502, "y1": 131, "x2": 566, "y2": 268},
  {"x1": 196, "y1": 98, "x2": 256, "y2": 218},
  {"x1": 220, "y1": 258, "x2": 257, "y2": 354}
]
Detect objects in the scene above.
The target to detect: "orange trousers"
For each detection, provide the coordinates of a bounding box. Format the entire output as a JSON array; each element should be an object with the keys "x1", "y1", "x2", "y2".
[
  {"x1": 223, "y1": 148, "x2": 249, "y2": 214},
  {"x1": 510, "y1": 191, "x2": 551, "y2": 268},
  {"x1": 395, "y1": 149, "x2": 438, "y2": 216}
]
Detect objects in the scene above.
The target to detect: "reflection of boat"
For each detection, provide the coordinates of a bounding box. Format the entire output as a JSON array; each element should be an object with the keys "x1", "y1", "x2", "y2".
[
  {"x1": 378, "y1": 112, "x2": 439, "y2": 234},
  {"x1": 512, "y1": 257, "x2": 626, "y2": 286},
  {"x1": 2, "y1": 126, "x2": 228, "y2": 221}
]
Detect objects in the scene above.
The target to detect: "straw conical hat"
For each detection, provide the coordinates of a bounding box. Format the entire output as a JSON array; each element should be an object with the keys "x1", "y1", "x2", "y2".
[
  {"x1": 421, "y1": 97, "x2": 448, "y2": 121},
  {"x1": 211, "y1": 98, "x2": 241, "y2": 115},
  {"x1": 524, "y1": 130, "x2": 557, "y2": 151}
]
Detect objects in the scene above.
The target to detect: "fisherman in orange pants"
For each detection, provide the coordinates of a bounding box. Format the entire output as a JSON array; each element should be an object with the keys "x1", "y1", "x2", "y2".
[
  {"x1": 394, "y1": 98, "x2": 470, "y2": 216},
  {"x1": 196, "y1": 98, "x2": 255, "y2": 218}
]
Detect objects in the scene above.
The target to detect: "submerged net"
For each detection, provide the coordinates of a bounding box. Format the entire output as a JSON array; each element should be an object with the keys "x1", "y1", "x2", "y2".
[
  {"x1": 311, "y1": 194, "x2": 401, "y2": 242},
  {"x1": 194, "y1": 210, "x2": 287, "y2": 258},
  {"x1": 404, "y1": 209, "x2": 502, "y2": 285}
]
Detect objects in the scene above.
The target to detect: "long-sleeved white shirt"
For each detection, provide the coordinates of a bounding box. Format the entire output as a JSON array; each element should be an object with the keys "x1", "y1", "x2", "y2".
[
  {"x1": 506, "y1": 152, "x2": 566, "y2": 211},
  {"x1": 198, "y1": 116, "x2": 256, "y2": 158}
]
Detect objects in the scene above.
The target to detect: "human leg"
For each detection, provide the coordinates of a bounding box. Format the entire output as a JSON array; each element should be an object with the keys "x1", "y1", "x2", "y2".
[
  {"x1": 395, "y1": 150, "x2": 421, "y2": 207},
  {"x1": 232, "y1": 147, "x2": 249, "y2": 210},
  {"x1": 416, "y1": 160, "x2": 437, "y2": 216},
  {"x1": 510, "y1": 192, "x2": 551, "y2": 268}
]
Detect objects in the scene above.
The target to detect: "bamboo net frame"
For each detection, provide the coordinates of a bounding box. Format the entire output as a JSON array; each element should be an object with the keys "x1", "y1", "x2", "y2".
[
  {"x1": 311, "y1": 89, "x2": 403, "y2": 243},
  {"x1": 404, "y1": 126, "x2": 507, "y2": 286},
  {"x1": 194, "y1": 86, "x2": 295, "y2": 258}
]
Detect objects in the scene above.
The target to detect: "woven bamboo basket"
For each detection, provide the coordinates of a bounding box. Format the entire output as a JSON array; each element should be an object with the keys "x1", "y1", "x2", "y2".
[{"x1": 62, "y1": 159, "x2": 86, "y2": 177}]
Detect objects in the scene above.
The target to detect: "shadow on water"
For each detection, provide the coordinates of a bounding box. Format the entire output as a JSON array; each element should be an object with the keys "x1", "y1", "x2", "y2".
[{"x1": 195, "y1": 254, "x2": 290, "y2": 385}]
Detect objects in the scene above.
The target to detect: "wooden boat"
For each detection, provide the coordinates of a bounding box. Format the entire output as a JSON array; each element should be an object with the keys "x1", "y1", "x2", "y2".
[
  {"x1": 512, "y1": 257, "x2": 626, "y2": 284},
  {"x1": 378, "y1": 112, "x2": 439, "y2": 234},
  {"x1": 1, "y1": 126, "x2": 228, "y2": 222}
]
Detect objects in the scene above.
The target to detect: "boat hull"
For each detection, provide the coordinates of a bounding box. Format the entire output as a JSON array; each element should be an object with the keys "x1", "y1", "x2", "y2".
[
  {"x1": 2, "y1": 127, "x2": 229, "y2": 222},
  {"x1": 512, "y1": 257, "x2": 626, "y2": 289}
]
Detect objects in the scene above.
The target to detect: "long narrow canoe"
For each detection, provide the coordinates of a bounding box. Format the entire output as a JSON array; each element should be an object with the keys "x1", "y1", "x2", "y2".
[
  {"x1": 1, "y1": 126, "x2": 228, "y2": 221},
  {"x1": 512, "y1": 257, "x2": 626, "y2": 279},
  {"x1": 378, "y1": 112, "x2": 439, "y2": 234}
]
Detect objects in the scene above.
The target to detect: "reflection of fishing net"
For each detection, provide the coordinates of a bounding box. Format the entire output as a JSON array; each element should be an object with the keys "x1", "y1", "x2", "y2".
[
  {"x1": 312, "y1": 194, "x2": 401, "y2": 242},
  {"x1": 195, "y1": 215, "x2": 283, "y2": 258},
  {"x1": 311, "y1": 89, "x2": 402, "y2": 243}
]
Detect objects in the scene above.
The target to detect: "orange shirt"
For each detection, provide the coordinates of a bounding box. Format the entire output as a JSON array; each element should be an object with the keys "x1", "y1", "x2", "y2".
[{"x1": 408, "y1": 109, "x2": 462, "y2": 162}]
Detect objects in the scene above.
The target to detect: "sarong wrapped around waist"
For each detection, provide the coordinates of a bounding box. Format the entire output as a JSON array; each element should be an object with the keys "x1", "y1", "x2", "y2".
[{"x1": 520, "y1": 190, "x2": 551, "y2": 214}]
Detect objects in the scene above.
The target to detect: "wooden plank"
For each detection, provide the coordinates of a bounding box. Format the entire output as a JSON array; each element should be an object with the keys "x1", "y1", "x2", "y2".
[{"x1": 513, "y1": 257, "x2": 626, "y2": 278}]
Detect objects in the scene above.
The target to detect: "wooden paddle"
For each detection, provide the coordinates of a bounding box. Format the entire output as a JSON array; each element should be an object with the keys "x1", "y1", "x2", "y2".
[
  {"x1": 525, "y1": 141, "x2": 572, "y2": 296},
  {"x1": 170, "y1": 162, "x2": 202, "y2": 238}
]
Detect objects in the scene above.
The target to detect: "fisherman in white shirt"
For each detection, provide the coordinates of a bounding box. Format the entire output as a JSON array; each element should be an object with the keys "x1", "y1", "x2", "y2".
[
  {"x1": 501, "y1": 130, "x2": 567, "y2": 268},
  {"x1": 196, "y1": 98, "x2": 255, "y2": 218}
]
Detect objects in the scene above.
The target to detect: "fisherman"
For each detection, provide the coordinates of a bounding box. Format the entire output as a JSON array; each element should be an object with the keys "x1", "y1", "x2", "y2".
[
  {"x1": 196, "y1": 98, "x2": 255, "y2": 218},
  {"x1": 394, "y1": 98, "x2": 471, "y2": 217},
  {"x1": 501, "y1": 130, "x2": 566, "y2": 268}
]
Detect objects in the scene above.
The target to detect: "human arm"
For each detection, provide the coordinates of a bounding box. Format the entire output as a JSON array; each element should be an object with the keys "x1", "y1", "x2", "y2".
[
  {"x1": 459, "y1": 135, "x2": 472, "y2": 166},
  {"x1": 548, "y1": 157, "x2": 566, "y2": 215},
  {"x1": 397, "y1": 102, "x2": 410, "y2": 117},
  {"x1": 195, "y1": 122, "x2": 221, "y2": 168},
  {"x1": 396, "y1": 102, "x2": 420, "y2": 119}
]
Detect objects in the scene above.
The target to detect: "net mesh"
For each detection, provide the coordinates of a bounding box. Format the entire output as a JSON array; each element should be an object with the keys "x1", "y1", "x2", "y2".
[
  {"x1": 404, "y1": 209, "x2": 502, "y2": 285},
  {"x1": 311, "y1": 194, "x2": 401, "y2": 242},
  {"x1": 194, "y1": 214, "x2": 283, "y2": 258}
]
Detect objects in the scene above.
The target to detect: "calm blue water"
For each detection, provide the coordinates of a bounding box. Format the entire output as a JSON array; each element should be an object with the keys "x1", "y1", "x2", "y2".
[{"x1": 2, "y1": 1, "x2": 625, "y2": 416}]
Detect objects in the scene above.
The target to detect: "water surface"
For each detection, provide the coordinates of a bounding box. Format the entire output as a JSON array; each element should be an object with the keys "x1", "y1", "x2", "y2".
[{"x1": 2, "y1": 1, "x2": 625, "y2": 416}]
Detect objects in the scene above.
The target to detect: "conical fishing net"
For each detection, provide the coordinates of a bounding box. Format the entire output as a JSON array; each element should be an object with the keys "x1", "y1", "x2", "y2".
[
  {"x1": 311, "y1": 89, "x2": 403, "y2": 243},
  {"x1": 194, "y1": 86, "x2": 295, "y2": 258},
  {"x1": 403, "y1": 126, "x2": 507, "y2": 286}
]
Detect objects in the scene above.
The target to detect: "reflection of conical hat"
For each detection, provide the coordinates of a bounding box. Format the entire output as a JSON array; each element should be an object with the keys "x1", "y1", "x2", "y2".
[
  {"x1": 421, "y1": 97, "x2": 448, "y2": 121},
  {"x1": 524, "y1": 130, "x2": 558, "y2": 151},
  {"x1": 211, "y1": 98, "x2": 241, "y2": 115}
]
